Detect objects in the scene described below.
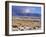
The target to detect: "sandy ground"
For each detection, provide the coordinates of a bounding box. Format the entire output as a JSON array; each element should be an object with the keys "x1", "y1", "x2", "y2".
[{"x1": 12, "y1": 16, "x2": 41, "y2": 31}]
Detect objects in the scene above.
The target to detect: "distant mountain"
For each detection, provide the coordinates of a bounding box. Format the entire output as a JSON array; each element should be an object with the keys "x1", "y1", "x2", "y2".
[{"x1": 12, "y1": 13, "x2": 41, "y2": 17}]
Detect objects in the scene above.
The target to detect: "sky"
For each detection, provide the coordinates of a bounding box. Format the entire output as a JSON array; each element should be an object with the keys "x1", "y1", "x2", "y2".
[{"x1": 12, "y1": 6, "x2": 41, "y2": 17}]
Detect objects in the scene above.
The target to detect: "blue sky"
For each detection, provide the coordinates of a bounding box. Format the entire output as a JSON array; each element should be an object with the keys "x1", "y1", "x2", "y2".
[{"x1": 12, "y1": 6, "x2": 41, "y2": 17}]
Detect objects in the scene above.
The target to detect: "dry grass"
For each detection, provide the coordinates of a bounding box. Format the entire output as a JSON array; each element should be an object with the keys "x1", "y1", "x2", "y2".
[{"x1": 12, "y1": 16, "x2": 41, "y2": 31}]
